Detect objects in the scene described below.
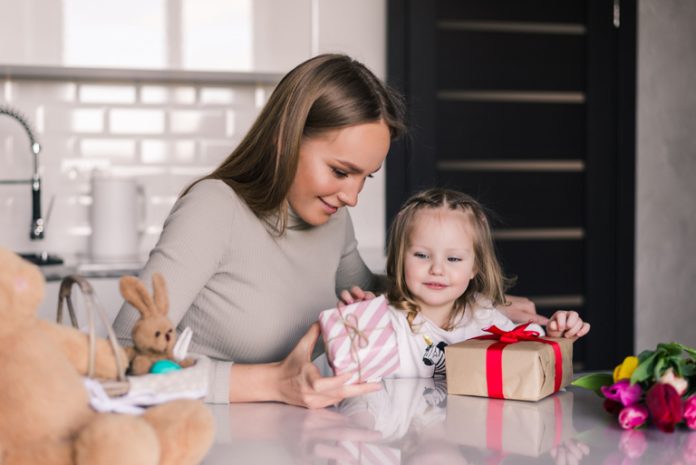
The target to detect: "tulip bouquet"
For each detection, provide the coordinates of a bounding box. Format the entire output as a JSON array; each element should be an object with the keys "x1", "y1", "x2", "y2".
[{"x1": 572, "y1": 342, "x2": 696, "y2": 432}]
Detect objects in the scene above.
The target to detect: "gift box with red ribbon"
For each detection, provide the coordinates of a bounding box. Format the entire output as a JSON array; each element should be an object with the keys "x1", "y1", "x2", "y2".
[
  {"x1": 445, "y1": 323, "x2": 574, "y2": 401},
  {"x1": 319, "y1": 296, "x2": 400, "y2": 385}
]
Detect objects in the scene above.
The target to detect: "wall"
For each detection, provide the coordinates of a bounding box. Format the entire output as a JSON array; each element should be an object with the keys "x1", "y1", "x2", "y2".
[
  {"x1": 0, "y1": 0, "x2": 388, "y2": 268},
  {"x1": 636, "y1": 0, "x2": 696, "y2": 349}
]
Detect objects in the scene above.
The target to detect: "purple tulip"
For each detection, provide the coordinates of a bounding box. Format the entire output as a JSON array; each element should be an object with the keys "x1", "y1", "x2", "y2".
[
  {"x1": 604, "y1": 398, "x2": 622, "y2": 415},
  {"x1": 684, "y1": 395, "x2": 696, "y2": 430},
  {"x1": 601, "y1": 379, "x2": 643, "y2": 407},
  {"x1": 646, "y1": 383, "x2": 683, "y2": 433},
  {"x1": 618, "y1": 404, "x2": 649, "y2": 430}
]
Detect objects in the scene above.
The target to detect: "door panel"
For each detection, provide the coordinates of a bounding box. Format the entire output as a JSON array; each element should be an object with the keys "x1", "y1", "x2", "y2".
[
  {"x1": 437, "y1": 101, "x2": 585, "y2": 159},
  {"x1": 437, "y1": 171, "x2": 584, "y2": 228},
  {"x1": 437, "y1": 30, "x2": 585, "y2": 91}
]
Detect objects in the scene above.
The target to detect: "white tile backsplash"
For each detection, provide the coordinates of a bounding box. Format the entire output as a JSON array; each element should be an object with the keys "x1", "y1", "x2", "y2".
[
  {"x1": 109, "y1": 109, "x2": 166, "y2": 135},
  {"x1": 199, "y1": 87, "x2": 236, "y2": 105},
  {"x1": 0, "y1": 75, "x2": 267, "y2": 256},
  {"x1": 200, "y1": 140, "x2": 235, "y2": 165},
  {"x1": 140, "y1": 140, "x2": 168, "y2": 164},
  {"x1": 79, "y1": 84, "x2": 137, "y2": 104},
  {"x1": 169, "y1": 109, "x2": 226, "y2": 135},
  {"x1": 80, "y1": 138, "x2": 137, "y2": 159},
  {"x1": 140, "y1": 85, "x2": 197, "y2": 105},
  {"x1": 7, "y1": 81, "x2": 77, "y2": 103},
  {"x1": 71, "y1": 108, "x2": 105, "y2": 133}
]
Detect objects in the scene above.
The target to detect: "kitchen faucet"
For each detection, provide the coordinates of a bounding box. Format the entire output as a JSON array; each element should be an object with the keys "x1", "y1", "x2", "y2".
[{"x1": 0, "y1": 104, "x2": 45, "y2": 240}]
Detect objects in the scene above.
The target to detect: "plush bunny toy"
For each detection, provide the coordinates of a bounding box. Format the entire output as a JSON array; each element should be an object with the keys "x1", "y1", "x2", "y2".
[
  {"x1": 120, "y1": 273, "x2": 193, "y2": 375},
  {"x1": 0, "y1": 247, "x2": 214, "y2": 465}
]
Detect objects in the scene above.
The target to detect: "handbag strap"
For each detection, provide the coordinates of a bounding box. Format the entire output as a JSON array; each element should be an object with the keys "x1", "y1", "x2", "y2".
[{"x1": 56, "y1": 275, "x2": 127, "y2": 385}]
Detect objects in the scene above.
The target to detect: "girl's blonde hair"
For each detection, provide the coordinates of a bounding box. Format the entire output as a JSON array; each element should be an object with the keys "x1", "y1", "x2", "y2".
[
  {"x1": 386, "y1": 188, "x2": 513, "y2": 330},
  {"x1": 183, "y1": 54, "x2": 406, "y2": 232}
]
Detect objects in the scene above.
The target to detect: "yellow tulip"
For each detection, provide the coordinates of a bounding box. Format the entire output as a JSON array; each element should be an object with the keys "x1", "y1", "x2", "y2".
[{"x1": 613, "y1": 356, "x2": 639, "y2": 382}]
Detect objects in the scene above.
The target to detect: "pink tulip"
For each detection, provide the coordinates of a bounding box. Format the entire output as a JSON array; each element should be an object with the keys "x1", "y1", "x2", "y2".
[
  {"x1": 684, "y1": 395, "x2": 696, "y2": 430},
  {"x1": 646, "y1": 383, "x2": 683, "y2": 433},
  {"x1": 618, "y1": 404, "x2": 649, "y2": 430},
  {"x1": 601, "y1": 379, "x2": 643, "y2": 407}
]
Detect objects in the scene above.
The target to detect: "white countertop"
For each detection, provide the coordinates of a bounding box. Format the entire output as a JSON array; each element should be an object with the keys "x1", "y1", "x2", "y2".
[{"x1": 200, "y1": 378, "x2": 696, "y2": 465}]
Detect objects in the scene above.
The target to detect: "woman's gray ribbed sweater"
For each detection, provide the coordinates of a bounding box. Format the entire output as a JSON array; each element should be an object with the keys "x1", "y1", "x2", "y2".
[{"x1": 112, "y1": 179, "x2": 375, "y2": 403}]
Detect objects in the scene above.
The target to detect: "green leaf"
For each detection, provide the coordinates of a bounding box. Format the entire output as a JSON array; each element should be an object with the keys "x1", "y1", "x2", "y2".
[
  {"x1": 572, "y1": 373, "x2": 614, "y2": 395},
  {"x1": 682, "y1": 362, "x2": 696, "y2": 377},
  {"x1": 637, "y1": 349, "x2": 655, "y2": 363},
  {"x1": 631, "y1": 352, "x2": 658, "y2": 384},
  {"x1": 657, "y1": 342, "x2": 683, "y2": 357},
  {"x1": 679, "y1": 344, "x2": 696, "y2": 359},
  {"x1": 654, "y1": 357, "x2": 667, "y2": 380}
]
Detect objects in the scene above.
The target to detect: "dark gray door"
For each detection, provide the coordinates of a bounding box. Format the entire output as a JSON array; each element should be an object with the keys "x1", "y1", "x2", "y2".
[{"x1": 387, "y1": 0, "x2": 636, "y2": 370}]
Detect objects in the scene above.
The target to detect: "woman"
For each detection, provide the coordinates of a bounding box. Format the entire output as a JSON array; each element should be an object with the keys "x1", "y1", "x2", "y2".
[{"x1": 113, "y1": 54, "x2": 545, "y2": 407}]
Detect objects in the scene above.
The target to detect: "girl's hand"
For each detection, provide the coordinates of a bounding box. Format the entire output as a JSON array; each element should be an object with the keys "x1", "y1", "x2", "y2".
[
  {"x1": 275, "y1": 323, "x2": 382, "y2": 409},
  {"x1": 546, "y1": 311, "x2": 591, "y2": 338},
  {"x1": 501, "y1": 295, "x2": 550, "y2": 326},
  {"x1": 338, "y1": 286, "x2": 376, "y2": 308}
]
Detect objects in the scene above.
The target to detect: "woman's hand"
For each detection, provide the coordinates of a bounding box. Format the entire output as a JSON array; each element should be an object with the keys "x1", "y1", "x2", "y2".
[
  {"x1": 275, "y1": 323, "x2": 382, "y2": 409},
  {"x1": 546, "y1": 310, "x2": 591, "y2": 338},
  {"x1": 501, "y1": 295, "x2": 550, "y2": 325},
  {"x1": 338, "y1": 286, "x2": 376, "y2": 307}
]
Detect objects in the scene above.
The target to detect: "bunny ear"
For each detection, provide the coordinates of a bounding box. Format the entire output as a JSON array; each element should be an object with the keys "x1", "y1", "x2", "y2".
[
  {"x1": 119, "y1": 275, "x2": 156, "y2": 317},
  {"x1": 151, "y1": 272, "x2": 169, "y2": 316}
]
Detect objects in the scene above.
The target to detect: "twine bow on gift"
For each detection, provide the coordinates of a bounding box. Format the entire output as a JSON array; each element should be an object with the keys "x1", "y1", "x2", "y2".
[
  {"x1": 475, "y1": 323, "x2": 563, "y2": 399},
  {"x1": 336, "y1": 310, "x2": 370, "y2": 381}
]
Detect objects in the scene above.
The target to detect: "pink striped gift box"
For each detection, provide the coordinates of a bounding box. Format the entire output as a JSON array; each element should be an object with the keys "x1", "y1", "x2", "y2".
[{"x1": 319, "y1": 296, "x2": 400, "y2": 384}]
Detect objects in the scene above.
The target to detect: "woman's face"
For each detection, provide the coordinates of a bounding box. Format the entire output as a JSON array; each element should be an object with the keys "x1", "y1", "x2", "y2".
[{"x1": 288, "y1": 120, "x2": 391, "y2": 226}]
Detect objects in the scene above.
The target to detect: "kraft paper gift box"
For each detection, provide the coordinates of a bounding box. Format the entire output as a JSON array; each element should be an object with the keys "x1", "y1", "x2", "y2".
[
  {"x1": 445, "y1": 324, "x2": 573, "y2": 401},
  {"x1": 319, "y1": 295, "x2": 399, "y2": 384},
  {"x1": 445, "y1": 391, "x2": 575, "y2": 457}
]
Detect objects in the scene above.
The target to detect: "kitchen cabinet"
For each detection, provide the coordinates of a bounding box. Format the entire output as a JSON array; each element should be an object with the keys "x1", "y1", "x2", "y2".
[
  {"x1": 0, "y1": 0, "x2": 385, "y2": 78},
  {"x1": 0, "y1": 0, "x2": 309, "y2": 73}
]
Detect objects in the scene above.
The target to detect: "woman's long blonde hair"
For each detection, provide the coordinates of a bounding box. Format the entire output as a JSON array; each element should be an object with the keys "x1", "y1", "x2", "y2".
[
  {"x1": 386, "y1": 188, "x2": 513, "y2": 330},
  {"x1": 183, "y1": 54, "x2": 406, "y2": 232}
]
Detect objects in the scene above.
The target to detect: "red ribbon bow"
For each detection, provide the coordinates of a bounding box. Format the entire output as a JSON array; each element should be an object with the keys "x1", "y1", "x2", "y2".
[
  {"x1": 475, "y1": 323, "x2": 563, "y2": 399},
  {"x1": 481, "y1": 323, "x2": 540, "y2": 343}
]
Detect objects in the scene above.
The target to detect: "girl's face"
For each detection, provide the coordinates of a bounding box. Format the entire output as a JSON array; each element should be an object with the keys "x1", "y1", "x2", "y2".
[
  {"x1": 404, "y1": 208, "x2": 477, "y2": 325},
  {"x1": 287, "y1": 120, "x2": 390, "y2": 226}
]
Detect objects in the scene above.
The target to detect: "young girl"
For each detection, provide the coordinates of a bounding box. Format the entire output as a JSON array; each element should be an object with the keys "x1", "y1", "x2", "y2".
[{"x1": 384, "y1": 188, "x2": 590, "y2": 378}]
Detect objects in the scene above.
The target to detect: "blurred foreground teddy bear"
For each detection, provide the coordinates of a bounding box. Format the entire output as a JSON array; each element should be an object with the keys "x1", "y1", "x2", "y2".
[{"x1": 0, "y1": 247, "x2": 214, "y2": 465}]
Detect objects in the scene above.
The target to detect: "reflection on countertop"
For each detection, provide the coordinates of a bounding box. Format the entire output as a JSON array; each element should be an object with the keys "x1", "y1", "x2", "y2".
[
  {"x1": 38, "y1": 255, "x2": 146, "y2": 281},
  {"x1": 203, "y1": 378, "x2": 696, "y2": 465}
]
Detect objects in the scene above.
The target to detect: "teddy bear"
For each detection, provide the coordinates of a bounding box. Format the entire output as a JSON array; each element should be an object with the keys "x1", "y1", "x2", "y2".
[
  {"x1": 120, "y1": 273, "x2": 195, "y2": 375},
  {"x1": 0, "y1": 247, "x2": 214, "y2": 465}
]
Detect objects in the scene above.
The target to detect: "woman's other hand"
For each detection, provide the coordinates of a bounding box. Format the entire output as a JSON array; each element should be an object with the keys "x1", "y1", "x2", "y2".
[
  {"x1": 502, "y1": 295, "x2": 550, "y2": 325},
  {"x1": 276, "y1": 323, "x2": 382, "y2": 408},
  {"x1": 338, "y1": 286, "x2": 376, "y2": 307},
  {"x1": 546, "y1": 310, "x2": 591, "y2": 338}
]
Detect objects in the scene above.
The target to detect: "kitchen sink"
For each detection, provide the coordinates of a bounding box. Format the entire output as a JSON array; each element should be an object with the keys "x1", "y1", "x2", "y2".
[{"x1": 19, "y1": 252, "x2": 64, "y2": 266}]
